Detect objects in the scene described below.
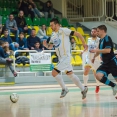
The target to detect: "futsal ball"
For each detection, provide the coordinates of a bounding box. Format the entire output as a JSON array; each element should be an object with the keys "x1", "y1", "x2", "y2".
[{"x1": 10, "y1": 93, "x2": 19, "y2": 103}]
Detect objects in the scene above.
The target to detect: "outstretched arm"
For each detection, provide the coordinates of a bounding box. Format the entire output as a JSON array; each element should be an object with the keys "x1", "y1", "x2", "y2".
[
  {"x1": 73, "y1": 31, "x2": 88, "y2": 51},
  {"x1": 43, "y1": 40, "x2": 53, "y2": 49}
]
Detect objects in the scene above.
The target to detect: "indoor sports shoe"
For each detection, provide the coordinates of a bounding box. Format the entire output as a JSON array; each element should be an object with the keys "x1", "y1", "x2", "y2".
[
  {"x1": 60, "y1": 88, "x2": 69, "y2": 98},
  {"x1": 112, "y1": 85, "x2": 117, "y2": 95},
  {"x1": 81, "y1": 86, "x2": 88, "y2": 99},
  {"x1": 95, "y1": 86, "x2": 100, "y2": 93}
]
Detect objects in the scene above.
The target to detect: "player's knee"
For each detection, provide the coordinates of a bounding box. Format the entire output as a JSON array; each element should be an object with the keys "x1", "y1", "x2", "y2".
[
  {"x1": 95, "y1": 73, "x2": 104, "y2": 81},
  {"x1": 84, "y1": 67, "x2": 90, "y2": 75},
  {"x1": 52, "y1": 69, "x2": 60, "y2": 77},
  {"x1": 67, "y1": 73, "x2": 76, "y2": 79}
]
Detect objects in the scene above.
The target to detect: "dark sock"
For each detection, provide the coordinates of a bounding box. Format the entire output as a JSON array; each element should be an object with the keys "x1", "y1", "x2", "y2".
[{"x1": 100, "y1": 76, "x2": 116, "y2": 87}]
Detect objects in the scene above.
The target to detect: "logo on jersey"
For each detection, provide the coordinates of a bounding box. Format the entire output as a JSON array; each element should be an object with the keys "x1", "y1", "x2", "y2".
[
  {"x1": 53, "y1": 38, "x2": 61, "y2": 48},
  {"x1": 89, "y1": 45, "x2": 96, "y2": 53}
]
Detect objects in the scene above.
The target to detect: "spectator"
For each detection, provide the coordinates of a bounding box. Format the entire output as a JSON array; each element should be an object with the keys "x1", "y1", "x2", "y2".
[
  {"x1": 1, "y1": 29, "x2": 19, "y2": 52},
  {"x1": 70, "y1": 37, "x2": 81, "y2": 54},
  {"x1": 16, "y1": 32, "x2": 28, "y2": 50},
  {"x1": 43, "y1": 0, "x2": 54, "y2": 19},
  {"x1": 15, "y1": 11, "x2": 31, "y2": 35},
  {"x1": 5, "y1": 14, "x2": 19, "y2": 40},
  {"x1": 27, "y1": 28, "x2": 41, "y2": 50},
  {"x1": 3, "y1": 42, "x2": 13, "y2": 56},
  {"x1": 34, "y1": 41, "x2": 43, "y2": 52},
  {"x1": 28, "y1": 0, "x2": 44, "y2": 18},
  {"x1": 70, "y1": 37, "x2": 77, "y2": 50},
  {"x1": 18, "y1": 0, "x2": 35, "y2": 21},
  {"x1": 0, "y1": 40, "x2": 17, "y2": 77},
  {"x1": 37, "y1": 25, "x2": 49, "y2": 42}
]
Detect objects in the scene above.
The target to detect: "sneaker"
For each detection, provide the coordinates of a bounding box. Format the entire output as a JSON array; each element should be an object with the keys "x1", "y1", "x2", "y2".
[
  {"x1": 95, "y1": 86, "x2": 100, "y2": 93},
  {"x1": 60, "y1": 88, "x2": 69, "y2": 98},
  {"x1": 81, "y1": 87, "x2": 88, "y2": 99},
  {"x1": 112, "y1": 85, "x2": 117, "y2": 95}
]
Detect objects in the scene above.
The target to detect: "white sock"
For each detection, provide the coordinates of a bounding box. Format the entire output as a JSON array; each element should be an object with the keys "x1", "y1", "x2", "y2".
[
  {"x1": 83, "y1": 74, "x2": 89, "y2": 86},
  {"x1": 54, "y1": 74, "x2": 66, "y2": 90},
  {"x1": 95, "y1": 78, "x2": 100, "y2": 86},
  {"x1": 68, "y1": 74, "x2": 84, "y2": 91}
]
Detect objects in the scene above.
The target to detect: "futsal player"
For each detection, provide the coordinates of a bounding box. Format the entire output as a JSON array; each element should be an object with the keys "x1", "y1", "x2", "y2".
[
  {"x1": 91, "y1": 25, "x2": 117, "y2": 96},
  {"x1": 83, "y1": 27, "x2": 101, "y2": 93},
  {"x1": 43, "y1": 18, "x2": 88, "y2": 99}
]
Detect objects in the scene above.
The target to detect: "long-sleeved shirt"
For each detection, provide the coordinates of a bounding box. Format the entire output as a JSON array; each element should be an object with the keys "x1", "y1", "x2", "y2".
[
  {"x1": 15, "y1": 16, "x2": 27, "y2": 29},
  {"x1": 1, "y1": 36, "x2": 12, "y2": 44},
  {"x1": 27, "y1": 36, "x2": 41, "y2": 49},
  {"x1": 37, "y1": 29, "x2": 46, "y2": 38},
  {"x1": 16, "y1": 37, "x2": 28, "y2": 50},
  {"x1": 6, "y1": 19, "x2": 17, "y2": 29},
  {"x1": 0, "y1": 46, "x2": 9, "y2": 58}
]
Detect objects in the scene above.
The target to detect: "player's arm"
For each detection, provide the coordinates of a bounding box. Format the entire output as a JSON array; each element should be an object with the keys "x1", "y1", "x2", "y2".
[
  {"x1": 43, "y1": 40, "x2": 53, "y2": 49},
  {"x1": 90, "y1": 47, "x2": 111, "y2": 53},
  {"x1": 92, "y1": 52, "x2": 100, "y2": 63},
  {"x1": 73, "y1": 31, "x2": 88, "y2": 51}
]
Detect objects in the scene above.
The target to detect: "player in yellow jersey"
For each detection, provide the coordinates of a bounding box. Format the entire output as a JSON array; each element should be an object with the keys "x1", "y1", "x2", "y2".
[{"x1": 43, "y1": 18, "x2": 88, "y2": 99}]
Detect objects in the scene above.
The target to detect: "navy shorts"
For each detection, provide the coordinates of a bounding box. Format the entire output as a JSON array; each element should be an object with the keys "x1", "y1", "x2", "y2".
[{"x1": 96, "y1": 58, "x2": 117, "y2": 78}]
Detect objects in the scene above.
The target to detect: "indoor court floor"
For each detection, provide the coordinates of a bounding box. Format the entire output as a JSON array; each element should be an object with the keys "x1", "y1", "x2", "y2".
[{"x1": 0, "y1": 85, "x2": 117, "y2": 117}]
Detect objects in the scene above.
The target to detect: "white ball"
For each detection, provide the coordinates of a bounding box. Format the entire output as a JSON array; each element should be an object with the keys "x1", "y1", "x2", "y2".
[{"x1": 10, "y1": 93, "x2": 19, "y2": 103}]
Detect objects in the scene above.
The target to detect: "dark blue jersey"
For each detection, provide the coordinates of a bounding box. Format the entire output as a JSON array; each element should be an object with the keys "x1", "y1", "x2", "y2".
[{"x1": 99, "y1": 35, "x2": 115, "y2": 64}]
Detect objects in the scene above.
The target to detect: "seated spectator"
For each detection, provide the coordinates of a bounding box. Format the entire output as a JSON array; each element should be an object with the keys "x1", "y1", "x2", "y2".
[
  {"x1": 5, "y1": 14, "x2": 19, "y2": 41},
  {"x1": 16, "y1": 32, "x2": 28, "y2": 50},
  {"x1": 18, "y1": 0, "x2": 35, "y2": 21},
  {"x1": 27, "y1": 28, "x2": 41, "y2": 50},
  {"x1": 1, "y1": 29, "x2": 19, "y2": 52},
  {"x1": 70, "y1": 37, "x2": 77, "y2": 50},
  {"x1": 34, "y1": 41, "x2": 43, "y2": 52},
  {"x1": 0, "y1": 40, "x2": 17, "y2": 77},
  {"x1": 70, "y1": 37, "x2": 81, "y2": 54},
  {"x1": 37, "y1": 25, "x2": 49, "y2": 42},
  {"x1": 43, "y1": 0, "x2": 54, "y2": 19},
  {"x1": 28, "y1": 0, "x2": 44, "y2": 18},
  {"x1": 4, "y1": 42, "x2": 13, "y2": 56},
  {"x1": 15, "y1": 11, "x2": 31, "y2": 35}
]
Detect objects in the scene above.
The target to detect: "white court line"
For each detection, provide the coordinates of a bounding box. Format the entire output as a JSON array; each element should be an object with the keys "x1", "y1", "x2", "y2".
[{"x1": 0, "y1": 83, "x2": 106, "y2": 90}]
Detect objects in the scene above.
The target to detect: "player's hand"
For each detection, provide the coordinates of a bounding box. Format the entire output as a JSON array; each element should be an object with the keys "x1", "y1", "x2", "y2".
[
  {"x1": 83, "y1": 44, "x2": 88, "y2": 51},
  {"x1": 91, "y1": 58, "x2": 95, "y2": 63}
]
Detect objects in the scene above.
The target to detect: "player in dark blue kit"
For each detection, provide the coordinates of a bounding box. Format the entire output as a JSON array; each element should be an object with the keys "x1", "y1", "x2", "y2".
[{"x1": 91, "y1": 25, "x2": 117, "y2": 96}]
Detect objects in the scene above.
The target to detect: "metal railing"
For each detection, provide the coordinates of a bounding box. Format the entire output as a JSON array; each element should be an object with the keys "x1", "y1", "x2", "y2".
[
  {"x1": 13, "y1": 50, "x2": 84, "y2": 76},
  {"x1": 66, "y1": 0, "x2": 116, "y2": 22},
  {"x1": 66, "y1": 0, "x2": 104, "y2": 21}
]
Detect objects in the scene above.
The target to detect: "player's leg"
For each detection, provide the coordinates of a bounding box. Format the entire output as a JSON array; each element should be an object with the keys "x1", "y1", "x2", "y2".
[
  {"x1": 96, "y1": 65, "x2": 117, "y2": 95},
  {"x1": 67, "y1": 69, "x2": 88, "y2": 99},
  {"x1": 92, "y1": 70, "x2": 100, "y2": 93},
  {"x1": 92, "y1": 61, "x2": 101, "y2": 93},
  {"x1": 83, "y1": 65, "x2": 90, "y2": 87}
]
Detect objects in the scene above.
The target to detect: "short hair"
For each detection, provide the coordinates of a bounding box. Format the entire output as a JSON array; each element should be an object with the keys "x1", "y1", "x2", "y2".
[
  {"x1": 19, "y1": 32, "x2": 24, "y2": 35},
  {"x1": 35, "y1": 41, "x2": 40, "y2": 44},
  {"x1": 9, "y1": 14, "x2": 14, "y2": 16},
  {"x1": 91, "y1": 27, "x2": 97, "y2": 30},
  {"x1": 97, "y1": 25, "x2": 107, "y2": 32},
  {"x1": 4, "y1": 29, "x2": 8, "y2": 32},
  {"x1": 50, "y1": 18, "x2": 60, "y2": 24},
  {"x1": 0, "y1": 40, "x2": 5, "y2": 45},
  {"x1": 31, "y1": 28, "x2": 36, "y2": 31}
]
